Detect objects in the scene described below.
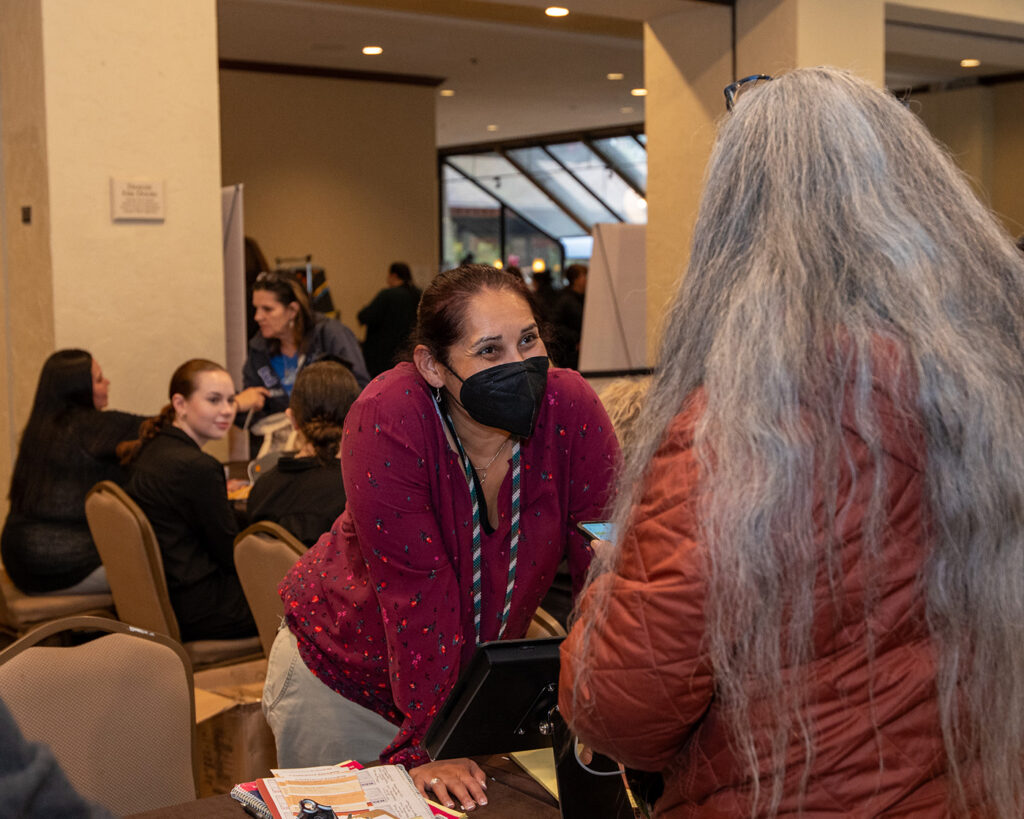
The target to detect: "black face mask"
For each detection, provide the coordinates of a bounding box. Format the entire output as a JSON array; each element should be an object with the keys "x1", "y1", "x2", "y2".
[{"x1": 445, "y1": 356, "x2": 549, "y2": 438}]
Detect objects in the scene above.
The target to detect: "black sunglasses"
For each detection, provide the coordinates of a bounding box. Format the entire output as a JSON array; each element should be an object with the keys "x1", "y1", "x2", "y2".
[{"x1": 724, "y1": 74, "x2": 773, "y2": 111}]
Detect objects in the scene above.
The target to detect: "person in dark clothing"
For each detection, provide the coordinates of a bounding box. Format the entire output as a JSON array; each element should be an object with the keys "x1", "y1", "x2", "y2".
[
  {"x1": 235, "y1": 271, "x2": 369, "y2": 433},
  {"x1": 0, "y1": 696, "x2": 113, "y2": 818},
  {"x1": 552, "y1": 263, "x2": 587, "y2": 370},
  {"x1": 119, "y1": 359, "x2": 256, "y2": 642},
  {"x1": 356, "y1": 261, "x2": 422, "y2": 377},
  {"x1": 1, "y1": 349, "x2": 143, "y2": 594},
  {"x1": 530, "y1": 269, "x2": 557, "y2": 324},
  {"x1": 247, "y1": 360, "x2": 359, "y2": 546}
]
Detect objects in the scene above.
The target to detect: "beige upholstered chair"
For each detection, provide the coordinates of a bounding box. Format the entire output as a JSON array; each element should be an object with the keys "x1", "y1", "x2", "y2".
[
  {"x1": 0, "y1": 615, "x2": 197, "y2": 814},
  {"x1": 234, "y1": 520, "x2": 308, "y2": 656},
  {"x1": 0, "y1": 565, "x2": 114, "y2": 638},
  {"x1": 526, "y1": 606, "x2": 567, "y2": 639},
  {"x1": 84, "y1": 481, "x2": 261, "y2": 669}
]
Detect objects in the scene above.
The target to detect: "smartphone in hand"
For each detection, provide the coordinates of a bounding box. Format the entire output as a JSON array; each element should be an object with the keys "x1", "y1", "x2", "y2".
[{"x1": 577, "y1": 520, "x2": 616, "y2": 542}]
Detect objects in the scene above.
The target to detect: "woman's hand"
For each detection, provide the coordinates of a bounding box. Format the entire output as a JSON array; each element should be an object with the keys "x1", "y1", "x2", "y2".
[
  {"x1": 411, "y1": 758, "x2": 488, "y2": 811},
  {"x1": 590, "y1": 538, "x2": 613, "y2": 563},
  {"x1": 234, "y1": 386, "x2": 269, "y2": 413}
]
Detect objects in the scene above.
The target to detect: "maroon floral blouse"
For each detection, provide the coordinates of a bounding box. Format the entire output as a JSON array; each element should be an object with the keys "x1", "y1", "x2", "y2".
[{"x1": 279, "y1": 362, "x2": 619, "y2": 768}]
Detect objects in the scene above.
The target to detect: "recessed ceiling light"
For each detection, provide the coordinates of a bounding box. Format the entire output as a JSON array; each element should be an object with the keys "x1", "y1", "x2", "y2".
[
  {"x1": 362, "y1": 46, "x2": 383, "y2": 55},
  {"x1": 607, "y1": 73, "x2": 624, "y2": 81},
  {"x1": 960, "y1": 58, "x2": 981, "y2": 68},
  {"x1": 440, "y1": 89, "x2": 456, "y2": 97},
  {"x1": 630, "y1": 88, "x2": 647, "y2": 97},
  {"x1": 487, "y1": 124, "x2": 499, "y2": 132},
  {"x1": 545, "y1": 7, "x2": 569, "y2": 17},
  {"x1": 620, "y1": 106, "x2": 634, "y2": 114}
]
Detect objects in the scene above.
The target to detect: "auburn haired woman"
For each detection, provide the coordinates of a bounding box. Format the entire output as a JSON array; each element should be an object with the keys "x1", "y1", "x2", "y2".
[{"x1": 119, "y1": 359, "x2": 255, "y2": 641}]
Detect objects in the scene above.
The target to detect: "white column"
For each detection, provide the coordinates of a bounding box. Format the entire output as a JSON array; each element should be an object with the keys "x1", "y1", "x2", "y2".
[
  {"x1": 0, "y1": 0, "x2": 225, "y2": 489},
  {"x1": 643, "y1": 4, "x2": 733, "y2": 361}
]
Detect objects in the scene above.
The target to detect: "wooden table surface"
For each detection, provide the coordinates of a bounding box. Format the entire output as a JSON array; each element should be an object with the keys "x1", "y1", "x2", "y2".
[{"x1": 126, "y1": 755, "x2": 560, "y2": 818}]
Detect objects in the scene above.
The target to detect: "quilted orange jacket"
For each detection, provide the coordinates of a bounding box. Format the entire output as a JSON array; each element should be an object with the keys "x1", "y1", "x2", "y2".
[{"x1": 560, "y1": 376, "x2": 966, "y2": 816}]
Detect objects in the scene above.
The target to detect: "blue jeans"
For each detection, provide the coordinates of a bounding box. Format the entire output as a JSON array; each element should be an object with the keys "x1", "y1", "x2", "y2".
[{"x1": 262, "y1": 627, "x2": 398, "y2": 767}]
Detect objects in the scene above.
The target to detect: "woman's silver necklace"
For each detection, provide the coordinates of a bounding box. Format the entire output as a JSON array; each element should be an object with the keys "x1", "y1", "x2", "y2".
[{"x1": 470, "y1": 436, "x2": 510, "y2": 484}]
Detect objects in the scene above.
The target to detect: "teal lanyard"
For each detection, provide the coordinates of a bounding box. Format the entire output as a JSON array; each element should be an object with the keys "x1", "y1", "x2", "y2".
[{"x1": 435, "y1": 398, "x2": 521, "y2": 644}]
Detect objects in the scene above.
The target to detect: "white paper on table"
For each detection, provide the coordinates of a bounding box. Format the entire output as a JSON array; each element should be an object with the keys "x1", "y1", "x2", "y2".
[
  {"x1": 264, "y1": 764, "x2": 367, "y2": 817},
  {"x1": 357, "y1": 765, "x2": 432, "y2": 819},
  {"x1": 260, "y1": 763, "x2": 431, "y2": 819}
]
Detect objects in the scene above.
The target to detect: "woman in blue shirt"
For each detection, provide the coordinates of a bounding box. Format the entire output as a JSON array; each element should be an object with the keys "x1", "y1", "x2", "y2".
[{"x1": 235, "y1": 271, "x2": 370, "y2": 428}]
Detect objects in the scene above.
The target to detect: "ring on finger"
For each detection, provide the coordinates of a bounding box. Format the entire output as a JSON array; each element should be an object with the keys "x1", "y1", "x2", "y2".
[{"x1": 429, "y1": 777, "x2": 442, "y2": 787}]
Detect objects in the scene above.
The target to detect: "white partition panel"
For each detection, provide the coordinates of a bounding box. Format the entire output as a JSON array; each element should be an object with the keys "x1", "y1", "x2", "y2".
[
  {"x1": 578, "y1": 223, "x2": 648, "y2": 373},
  {"x1": 222, "y1": 183, "x2": 248, "y2": 462}
]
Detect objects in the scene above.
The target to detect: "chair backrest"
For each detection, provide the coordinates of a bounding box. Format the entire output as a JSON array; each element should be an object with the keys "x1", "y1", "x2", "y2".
[
  {"x1": 85, "y1": 480, "x2": 181, "y2": 640},
  {"x1": 526, "y1": 605, "x2": 567, "y2": 639},
  {"x1": 234, "y1": 521, "x2": 307, "y2": 656},
  {"x1": 0, "y1": 615, "x2": 197, "y2": 814}
]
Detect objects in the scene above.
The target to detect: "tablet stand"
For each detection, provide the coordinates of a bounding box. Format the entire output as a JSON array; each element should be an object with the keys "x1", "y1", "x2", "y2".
[
  {"x1": 423, "y1": 638, "x2": 636, "y2": 819},
  {"x1": 547, "y1": 706, "x2": 635, "y2": 819}
]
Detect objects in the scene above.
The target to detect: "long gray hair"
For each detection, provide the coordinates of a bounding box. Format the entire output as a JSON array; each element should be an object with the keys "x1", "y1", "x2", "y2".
[{"x1": 577, "y1": 67, "x2": 1024, "y2": 816}]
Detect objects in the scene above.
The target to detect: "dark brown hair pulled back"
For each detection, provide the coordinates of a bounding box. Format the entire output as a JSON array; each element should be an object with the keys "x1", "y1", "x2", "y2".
[
  {"x1": 410, "y1": 263, "x2": 543, "y2": 362},
  {"x1": 289, "y1": 360, "x2": 359, "y2": 465}
]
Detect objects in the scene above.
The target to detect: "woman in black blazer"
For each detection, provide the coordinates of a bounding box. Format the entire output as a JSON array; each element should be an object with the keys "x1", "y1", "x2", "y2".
[{"x1": 119, "y1": 359, "x2": 255, "y2": 641}]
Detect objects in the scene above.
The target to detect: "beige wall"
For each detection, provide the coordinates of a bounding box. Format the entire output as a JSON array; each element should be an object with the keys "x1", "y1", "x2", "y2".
[
  {"x1": 990, "y1": 83, "x2": 1024, "y2": 237},
  {"x1": 0, "y1": 0, "x2": 224, "y2": 496},
  {"x1": 642, "y1": 0, "x2": 885, "y2": 361},
  {"x1": 41, "y1": 0, "x2": 225, "y2": 412},
  {"x1": 736, "y1": 0, "x2": 884, "y2": 87},
  {"x1": 218, "y1": 69, "x2": 439, "y2": 340},
  {"x1": 913, "y1": 82, "x2": 1024, "y2": 238},
  {"x1": 644, "y1": 6, "x2": 732, "y2": 362},
  {"x1": 0, "y1": 0, "x2": 55, "y2": 494},
  {"x1": 889, "y1": 0, "x2": 1024, "y2": 26},
  {"x1": 913, "y1": 86, "x2": 993, "y2": 200}
]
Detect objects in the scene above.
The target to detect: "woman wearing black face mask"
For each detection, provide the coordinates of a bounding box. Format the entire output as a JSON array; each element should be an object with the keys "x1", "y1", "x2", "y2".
[{"x1": 263, "y1": 264, "x2": 620, "y2": 811}]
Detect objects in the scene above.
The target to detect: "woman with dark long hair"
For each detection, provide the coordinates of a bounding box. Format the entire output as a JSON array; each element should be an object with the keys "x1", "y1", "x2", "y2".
[
  {"x1": 2, "y1": 350, "x2": 142, "y2": 594},
  {"x1": 561, "y1": 67, "x2": 1024, "y2": 817},
  {"x1": 262, "y1": 264, "x2": 619, "y2": 811},
  {"x1": 235, "y1": 271, "x2": 370, "y2": 429},
  {"x1": 119, "y1": 359, "x2": 255, "y2": 641}
]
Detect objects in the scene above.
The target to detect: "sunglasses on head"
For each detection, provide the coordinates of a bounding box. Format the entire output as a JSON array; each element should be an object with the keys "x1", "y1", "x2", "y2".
[{"x1": 723, "y1": 74, "x2": 773, "y2": 111}]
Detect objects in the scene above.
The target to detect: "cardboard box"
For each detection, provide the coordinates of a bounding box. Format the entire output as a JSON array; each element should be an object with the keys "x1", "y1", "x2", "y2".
[{"x1": 194, "y1": 658, "x2": 278, "y2": 797}]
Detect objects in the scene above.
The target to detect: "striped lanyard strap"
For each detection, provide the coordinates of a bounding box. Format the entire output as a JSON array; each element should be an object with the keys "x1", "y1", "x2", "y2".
[{"x1": 441, "y1": 407, "x2": 521, "y2": 645}]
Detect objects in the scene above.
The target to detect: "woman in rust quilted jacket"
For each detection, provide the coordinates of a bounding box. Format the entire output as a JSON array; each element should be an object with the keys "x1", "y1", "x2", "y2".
[{"x1": 560, "y1": 67, "x2": 1024, "y2": 818}]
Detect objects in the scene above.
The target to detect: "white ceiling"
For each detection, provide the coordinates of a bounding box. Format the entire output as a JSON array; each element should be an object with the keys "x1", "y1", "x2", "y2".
[{"x1": 217, "y1": 0, "x2": 1024, "y2": 148}]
